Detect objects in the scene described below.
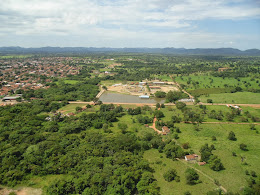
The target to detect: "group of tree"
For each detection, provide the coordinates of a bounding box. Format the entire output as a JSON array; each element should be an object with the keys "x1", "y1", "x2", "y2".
[
  {"x1": 22, "y1": 79, "x2": 100, "y2": 101},
  {"x1": 165, "y1": 91, "x2": 189, "y2": 103},
  {"x1": 200, "y1": 144, "x2": 224, "y2": 171}
]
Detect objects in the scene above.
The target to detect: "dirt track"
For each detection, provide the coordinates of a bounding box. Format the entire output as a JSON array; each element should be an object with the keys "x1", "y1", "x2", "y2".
[
  {"x1": 68, "y1": 101, "x2": 260, "y2": 109},
  {"x1": 149, "y1": 117, "x2": 163, "y2": 134}
]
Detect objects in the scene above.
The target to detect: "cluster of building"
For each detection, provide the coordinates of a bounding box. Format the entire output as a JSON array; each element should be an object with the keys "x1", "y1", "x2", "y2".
[{"x1": 0, "y1": 57, "x2": 82, "y2": 96}]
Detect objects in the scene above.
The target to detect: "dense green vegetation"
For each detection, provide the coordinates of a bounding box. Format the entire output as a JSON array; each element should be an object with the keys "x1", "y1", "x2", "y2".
[
  {"x1": 22, "y1": 79, "x2": 100, "y2": 101},
  {"x1": 0, "y1": 101, "x2": 165, "y2": 194}
]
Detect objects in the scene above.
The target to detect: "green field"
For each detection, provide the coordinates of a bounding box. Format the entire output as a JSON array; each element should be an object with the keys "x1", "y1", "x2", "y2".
[
  {"x1": 100, "y1": 80, "x2": 130, "y2": 86},
  {"x1": 58, "y1": 103, "x2": 97, "y2": 114},
  {"x1": 166, "y1": 123, "x2": 260, "y2": 193},
  {"x1": 175, "y1": 75, "x2": 260, "y2": 91},
  {"x1": 151, "y1": 74, "x2": 172, "y2": 81},
  {"x1": 143, "y1": 149, "x2": 217, "y2": 195},
  {"x1": 199, "y1": 92, "x2": 260, "y2": 104},
  {"x1": 63, "y1": 80, "x2": 79, "y2": 84},
  {"x1": 160, "y1": 105, "x2": 260, "y2": 123}
]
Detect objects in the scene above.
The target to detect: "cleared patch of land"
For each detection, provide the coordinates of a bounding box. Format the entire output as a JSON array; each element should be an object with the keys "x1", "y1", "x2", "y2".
[{"x1": 106, "y1": 81, "x2": 178, "y2": 96}]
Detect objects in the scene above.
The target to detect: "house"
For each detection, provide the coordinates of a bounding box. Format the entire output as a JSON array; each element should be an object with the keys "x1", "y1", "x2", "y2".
[
  {"x1": 162, "y1": 126, "x2": 170, "y2": 135},
  {"x1": 185, "y1": 154, "x2": 198, "y2": 161}
]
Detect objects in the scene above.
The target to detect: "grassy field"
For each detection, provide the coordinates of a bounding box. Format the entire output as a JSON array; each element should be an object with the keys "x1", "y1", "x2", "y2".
[
  {"x1": 175, "y1": 75, "x2": 260, "y2": 91},
  {"x1": 199, "y1": 92, "x2": 260, "y2": 104},
  {"x1": 167, "y1": 123, "x2": 260, "y2": 193},
  {"x1": 160, "y1": 104, "x2": 260, "y2": 124},
  {"x1": 63, "y1": 80, "x2": 79, "y2": 84},
  {"x1": 58, "y1": 103, "x2": 98, "y2": 114},
  {"x1": 100, "y1": 80, "x2": 131, "y2": 86},
  {"x1": 143, "y1": 149, "x2": 217, "y2": 195},
  {"x1": 151, "y1": 74, "x2": 172, "y2": 82}
]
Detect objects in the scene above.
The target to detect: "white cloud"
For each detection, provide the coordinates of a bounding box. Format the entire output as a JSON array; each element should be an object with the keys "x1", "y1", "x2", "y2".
[{"x1": 0, "y1": 0, "x2": 259, "y2": 48}]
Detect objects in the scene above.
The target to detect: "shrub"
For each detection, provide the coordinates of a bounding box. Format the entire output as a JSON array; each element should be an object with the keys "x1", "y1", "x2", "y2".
[
  {"x1": 176, "y1": 102, "x2": 186, "y2": 110},
  {"x1": 212, "y1": 136, "x2": 216, "y2": 141},
  {"x1": 174, "y1": 134, "x2": 179, "y2": 139},
  {"x1": 176, "y1": 127, "x2": 181, "y2": 133},
  {"x1": 251, "y1": 171, "x2": 257, "y2": 177},
  {"x1": 182, "y1": 143, "x2": 190, "y2": 149},
  {"x1": 163, "y1": 169, "x2": 178, "y2": 182},
  {"x1": 155, "y1": 91, "x2": 166, "y2": 98},
  {"x1": 208, "y1": 155, "x2": 224, "y2": 171},
  {"x1": 185, "y1": 168, "x2": 200, "y2": 185},
  {"x1": 240, "y1": 143, "x2": 248, "y2": 151},
  {"x1": 228, "y1": 131, "x2": 237, "y2": 141},
  {"x1": 250, "y1": 124, "x2": 256, "y2": 130},
  {"x1": 207, "y1": 99, "x2": 213, "y2": 103},
  {"x1": 240, "y1": 117, "x2": 248, "y2": 122}
]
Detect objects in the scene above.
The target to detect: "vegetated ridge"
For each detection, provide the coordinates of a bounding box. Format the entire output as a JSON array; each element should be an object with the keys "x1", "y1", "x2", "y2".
[{"x1": 0, "y1": 47, "x2": 260, "y2": 56}]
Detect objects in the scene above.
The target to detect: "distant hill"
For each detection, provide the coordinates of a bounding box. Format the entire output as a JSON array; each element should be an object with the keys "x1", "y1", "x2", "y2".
[{"x1": 0, "y1": 46, "x2": 260, "y2": 56}]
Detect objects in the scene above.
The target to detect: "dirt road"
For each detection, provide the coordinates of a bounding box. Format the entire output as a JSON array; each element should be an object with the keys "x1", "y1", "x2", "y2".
[{"x1": 149, "y1": 117, "x2": 163, "y2": 135}]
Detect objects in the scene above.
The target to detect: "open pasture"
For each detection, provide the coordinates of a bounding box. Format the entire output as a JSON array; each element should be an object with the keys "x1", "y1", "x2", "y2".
[
  {"x1": 175, "y1": 75, "x2": 260, "y2": 91},
  {"x1": 199, "y1": 92, "x2": 260, "y2": 104}
]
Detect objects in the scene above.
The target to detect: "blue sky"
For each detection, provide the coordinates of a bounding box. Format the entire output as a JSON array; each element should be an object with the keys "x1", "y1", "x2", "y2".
[{"x1": 0, "y1": 0, "x2": 259, "y2": 49}]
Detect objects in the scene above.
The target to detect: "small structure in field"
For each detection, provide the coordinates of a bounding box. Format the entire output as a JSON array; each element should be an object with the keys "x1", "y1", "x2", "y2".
[
  {"x1": 162, "y1": 126, "x2": 170, "y2": 135},
  {"x1": 139, "y1": 95, "x2": 150, "y2": 99},
  {"x1": 185, "y1": 154, "x2": 198, "y2": 161}
]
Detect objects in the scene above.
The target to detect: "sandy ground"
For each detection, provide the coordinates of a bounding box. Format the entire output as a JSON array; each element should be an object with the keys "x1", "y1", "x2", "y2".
[
  {"x1": 0, "y1": 187, "x2": 42, "y2": 195},
  {"x1": 107, "y1": 83, "x2": 179, "y2": 96},
  {"x1": 150, "y1": 86, "x2": 179, "y2": 94}
]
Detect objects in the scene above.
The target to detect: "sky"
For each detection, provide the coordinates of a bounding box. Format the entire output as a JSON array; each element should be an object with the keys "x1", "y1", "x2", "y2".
[{"x1": 0, "y1": 0, "x2": 260, "y2": 49}]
